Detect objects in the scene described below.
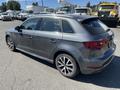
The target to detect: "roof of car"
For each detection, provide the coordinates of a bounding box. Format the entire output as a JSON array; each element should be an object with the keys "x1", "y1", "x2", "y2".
[{"x1": 33, "y1": 14, "x2": 98, "y2": 21}]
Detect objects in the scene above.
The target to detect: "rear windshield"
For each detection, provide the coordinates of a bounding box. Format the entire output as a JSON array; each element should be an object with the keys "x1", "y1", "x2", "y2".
[{"x1": 81, "y1": 19, "x2": 109, "y2": 35}]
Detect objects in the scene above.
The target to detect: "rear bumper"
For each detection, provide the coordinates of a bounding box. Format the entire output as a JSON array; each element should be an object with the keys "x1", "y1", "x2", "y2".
[{"x1": 80, "y1": 44, "x2": 116, "y2": 74}]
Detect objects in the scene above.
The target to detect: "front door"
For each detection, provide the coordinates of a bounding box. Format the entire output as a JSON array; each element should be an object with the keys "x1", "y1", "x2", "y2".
[{"x1": 17, "y1": 18, "x2": 40, "y2": 52}]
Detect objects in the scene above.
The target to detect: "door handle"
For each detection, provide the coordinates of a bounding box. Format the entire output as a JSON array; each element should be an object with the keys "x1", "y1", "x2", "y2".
[{"x1": 50, "y1": 39, "x2": 56, "y2": 43}]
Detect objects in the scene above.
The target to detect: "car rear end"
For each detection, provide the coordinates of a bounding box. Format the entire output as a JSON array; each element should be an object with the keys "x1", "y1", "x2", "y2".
[
  {"x1": 75, "y1": 17, "x2": 116, "y2": 74},
  {"x1": 1, "y1": 15, "x2": 12, "y2": 21}
]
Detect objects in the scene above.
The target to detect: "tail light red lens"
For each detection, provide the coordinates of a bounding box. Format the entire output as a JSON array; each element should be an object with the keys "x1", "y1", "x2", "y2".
[{"x1": 83, "y1": 39, "x2": 108, "y2": 50}]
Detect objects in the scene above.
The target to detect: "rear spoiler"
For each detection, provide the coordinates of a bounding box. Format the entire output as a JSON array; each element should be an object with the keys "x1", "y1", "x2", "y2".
[{"x1": 78, "y1": 16, "x2": 99, "y2": 23}]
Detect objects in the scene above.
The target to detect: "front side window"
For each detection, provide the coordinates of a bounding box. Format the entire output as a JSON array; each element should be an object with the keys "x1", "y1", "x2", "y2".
[
  {"x1": 39, "y1": 18, "x2": 61, "y2": 32},
  {"x1": 62, "y1": 20, "x2": 74, "y2": 33},
  {"x1": 21, "y1": 18, "x2": 40, "y2": 30}
]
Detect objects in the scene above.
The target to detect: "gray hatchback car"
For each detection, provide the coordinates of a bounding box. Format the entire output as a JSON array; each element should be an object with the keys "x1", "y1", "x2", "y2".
[{"x1": 6, "y1": 14, "x2": 116, "y2": 78}]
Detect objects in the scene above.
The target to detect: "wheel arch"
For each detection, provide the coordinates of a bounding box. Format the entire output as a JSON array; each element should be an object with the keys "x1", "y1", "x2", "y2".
[
  {"x1": 53, "y1": 50, "x2": 75, "y2": 63},
  {"x1": 5, "y1": 34, "x2": 10, "y2": 42},
  {"x1": 53, "y1": 49, "x2": 82, "y2": 71}
]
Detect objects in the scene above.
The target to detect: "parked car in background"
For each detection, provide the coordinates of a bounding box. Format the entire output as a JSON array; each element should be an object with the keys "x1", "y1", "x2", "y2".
[
  {"x1": 1, "y1": 12, "x2": 13, "y2": 21},
  {"x1": 56, "y1": 5, "x2": 74, "y2": 14},
  {"x1": 74, "y1": 7, "x2": 92, "y2": 15},
  {"x1": 17, "y1": 11, "x2": 29, "y2": 21},
  {"x1": 6, "y1": 14, "x2": 116, "y2": 78},
  {"x1": 0, "y1": 13, "x2": 3, "y2": 20},
  {"x1": 97, "y1": 2, "x2": 120, "y2": 27}
]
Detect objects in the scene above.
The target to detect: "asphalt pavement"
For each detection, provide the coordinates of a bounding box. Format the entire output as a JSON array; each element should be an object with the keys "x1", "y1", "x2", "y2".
[{"x1": 0, "y1": 20, "x2": 120, "y2": 90}]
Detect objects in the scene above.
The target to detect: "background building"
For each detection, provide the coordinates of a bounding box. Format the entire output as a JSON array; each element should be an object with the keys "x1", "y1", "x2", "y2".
[{"x1": 26, "y1": 5, "x2": 45, "y2": 13}]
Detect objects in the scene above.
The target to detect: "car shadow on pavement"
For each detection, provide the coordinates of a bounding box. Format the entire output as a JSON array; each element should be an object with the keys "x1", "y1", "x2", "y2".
[
  {"x1": 19, "y1": 51, "x2": 56, "y2": 68},
  {"x1": 74, "y1": 56, "x2": 120, "y2": 89},
  {"x1": 19, "y1": 51, "x2": 120, "y2": 89}
]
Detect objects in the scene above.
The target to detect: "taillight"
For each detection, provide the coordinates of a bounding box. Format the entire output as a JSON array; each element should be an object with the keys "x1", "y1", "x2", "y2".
[{"x1": 83, "y1": 39, "x2": 108, "y2": 50}]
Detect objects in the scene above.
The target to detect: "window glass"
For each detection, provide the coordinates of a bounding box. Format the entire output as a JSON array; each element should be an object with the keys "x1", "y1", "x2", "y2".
[
  {"x1": 81, "y1": 19, "x2": 109, "y2": 35},
  {"x1": 100, "y1": 5, "x2": 114, "y2": 9},
  {"x1": 62, "y1": 20, "x2": 74, "y2": 33},
  {"x1": 76, "y1": 9, "x2": 87, "y2": 13},
  {"x1": 21, "y1": 18, "x2": 39, "y2": 30},
  {"x1": 40, "y1": 18, "x2": 61, "y2": 32}
]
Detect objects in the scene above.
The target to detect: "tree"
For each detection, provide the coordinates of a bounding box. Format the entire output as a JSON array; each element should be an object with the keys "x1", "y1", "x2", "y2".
[
  {"x1": 86, "y1": 1, "x2": 91, "y2": 8},
  {"x1": 0, "y1": 2, "x2": 7, "y2": 12},
  {"x1": 32, "y1": 2, "x2": 39, "y2": 6},
  {"x1": 7, "y1": 1, "x2": 21, "y2": 10}
]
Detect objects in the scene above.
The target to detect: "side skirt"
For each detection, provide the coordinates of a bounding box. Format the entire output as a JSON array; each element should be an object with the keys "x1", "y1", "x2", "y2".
[{"x1": 16, "y1": 47, "x2": 54, "y2": 64}]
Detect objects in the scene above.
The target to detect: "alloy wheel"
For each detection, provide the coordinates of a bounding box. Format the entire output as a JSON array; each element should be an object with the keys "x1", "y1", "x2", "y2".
[
  {"x1": 56, "y1": 55, "x2": 75, "y2": 76},
  {"x1": 7, "y1": 37, "x2": 15, "y2": 51}
]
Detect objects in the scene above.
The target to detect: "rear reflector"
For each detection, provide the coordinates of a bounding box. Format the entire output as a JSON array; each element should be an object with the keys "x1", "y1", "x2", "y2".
[{"x1": 83, "y1": 39, "x2": 108, "y2": 50}]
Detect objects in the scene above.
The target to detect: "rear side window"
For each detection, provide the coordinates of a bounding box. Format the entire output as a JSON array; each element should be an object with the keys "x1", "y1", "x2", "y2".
[
  {"x1": 82, "y1": 19, "x2": 108, "y2": 35},
  {"x1": 40, "y1": 18, "x2": 61, "y2": 32},
  {"x1": 62, "y1": 20, "x2": 74, "y2": 33}
]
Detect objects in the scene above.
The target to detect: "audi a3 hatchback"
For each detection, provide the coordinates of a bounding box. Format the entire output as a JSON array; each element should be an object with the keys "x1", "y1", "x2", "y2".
[{"x1": 6, "y1": 14, "x2": 116, "y2": 78}]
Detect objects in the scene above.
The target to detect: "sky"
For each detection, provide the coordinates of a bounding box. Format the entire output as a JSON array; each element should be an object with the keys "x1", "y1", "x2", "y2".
[{"x1": 0, "y1": 0, "x2": 120, "y2": 9}]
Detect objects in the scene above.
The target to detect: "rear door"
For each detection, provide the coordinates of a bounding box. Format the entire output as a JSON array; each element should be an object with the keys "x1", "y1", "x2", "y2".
[{"x1": 32, "y1": 17, "x2": 62, "y2": 58}]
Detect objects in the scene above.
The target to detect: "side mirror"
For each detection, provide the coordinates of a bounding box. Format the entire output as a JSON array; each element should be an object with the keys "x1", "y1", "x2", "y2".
[{"x1": 15, "y1": 26, "x2": 22, "y2": 32}]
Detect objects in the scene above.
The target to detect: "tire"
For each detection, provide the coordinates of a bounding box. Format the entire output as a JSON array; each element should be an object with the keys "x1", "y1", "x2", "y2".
[
  {"x1": 6, "y1": 36, "x2": 16, "y2": 51},
  {"x1": 55, "y1": 54, "x2": 79, "y2": 78}
]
